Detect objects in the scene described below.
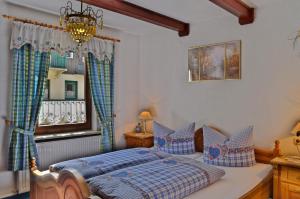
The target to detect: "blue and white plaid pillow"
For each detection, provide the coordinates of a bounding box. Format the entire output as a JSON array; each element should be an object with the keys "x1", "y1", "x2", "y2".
[
  {"x1": 203, "y1": 125, "x2": 256, "y2": 167},
  {"x1": 153, "y1": 121, "x2": 196, "y2": 155}
]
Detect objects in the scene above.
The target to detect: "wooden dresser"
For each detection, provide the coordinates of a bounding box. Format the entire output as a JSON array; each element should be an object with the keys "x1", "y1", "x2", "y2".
[
  {"x1": 272, "y1": 157, "x2": 300, "y2": 199},
  {"x1": 124, "y1": 132, "x2": 154, "y2": 148}
]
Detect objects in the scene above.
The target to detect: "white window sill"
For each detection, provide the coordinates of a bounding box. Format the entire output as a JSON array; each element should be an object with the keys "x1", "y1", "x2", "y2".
[{"x1": 35, "y1": 131, "x2": 101, "y2": 143}]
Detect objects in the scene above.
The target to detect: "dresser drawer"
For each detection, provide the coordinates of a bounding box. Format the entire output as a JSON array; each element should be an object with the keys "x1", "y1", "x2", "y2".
[
  {"x1": 286, "y1": 167, "x2": 300, "y2": 185},
  {"x1": 125, "y1": 132, "x2": 154, "y2": 148},
  {"x1": 272, "y1": 157, "x2": 300, "y2": 199},
  {"x1": 126, "y1": 137, "x2": 142, "y2": 148},
  {"x1": 287, "y1": 184, "x2": 300, "y2": 199}
]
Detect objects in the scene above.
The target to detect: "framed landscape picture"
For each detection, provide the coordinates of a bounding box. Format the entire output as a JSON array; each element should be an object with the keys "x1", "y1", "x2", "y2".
[
  {"x1": 225, "y1": 40, "x2": 241, "y2": 79},
  {"x1": 188, "y1": 40, "x2": 241, "y2": 81},
  {"x1": 188, "y1": 48, "x2": 200, "y2": 81}
]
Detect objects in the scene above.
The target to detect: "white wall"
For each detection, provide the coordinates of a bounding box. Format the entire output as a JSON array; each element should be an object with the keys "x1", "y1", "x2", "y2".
[
  {"x1": 0, "y1": 2, "x2": 140, "y2": 196},
  {"x1": 114, "y1": 31, "x2": 141, "y2": 149},
  {"x1": 0, "y1": 2, "x2": 15, "y2": 196},
  {"x1": 139, "y1": 0, "x2": 300, "y2": 149}
]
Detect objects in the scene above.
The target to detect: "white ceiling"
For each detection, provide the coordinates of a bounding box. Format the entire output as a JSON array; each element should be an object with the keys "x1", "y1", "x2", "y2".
[
  {"x1": 126, "y1": 0, "x2": 233, "y2": 24},
  {"x1": 5, "y1": 0, "x2": 278, "y2": 35}
]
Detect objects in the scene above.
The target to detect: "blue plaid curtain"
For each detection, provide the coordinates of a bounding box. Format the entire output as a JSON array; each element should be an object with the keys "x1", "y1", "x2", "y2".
[
  {"x1": 8, "y1": 44, "x2": 50, "y2": 171},
  {"x1": 87, "y1": 50, "x2": 115, "y2": 152}
]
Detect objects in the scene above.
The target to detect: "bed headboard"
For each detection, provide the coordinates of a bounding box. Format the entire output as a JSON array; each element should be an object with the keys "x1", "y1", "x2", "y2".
[
  {"x1": 194, "y1": 128, "x2": 204, "y2": 153},
  {"x1": 194, "y1": 128, "x2": 280, "y2": 164}
]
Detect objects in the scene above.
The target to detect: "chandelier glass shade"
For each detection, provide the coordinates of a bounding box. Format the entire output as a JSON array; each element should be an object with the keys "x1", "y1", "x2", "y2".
[{"x1": 60, "y1": 0, "x2": 103, "y2": 45}]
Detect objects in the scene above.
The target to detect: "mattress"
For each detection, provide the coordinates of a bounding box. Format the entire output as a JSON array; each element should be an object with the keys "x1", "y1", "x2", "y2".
[{"x1": 176, "y1": 153, "x2": 273, "y2": 199}]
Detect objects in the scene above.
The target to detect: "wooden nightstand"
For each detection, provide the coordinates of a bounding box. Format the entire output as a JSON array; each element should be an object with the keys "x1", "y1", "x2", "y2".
[
  {"x1": 124, "y1": 132, "x2": 154, "y2": 148},
  {"x1": 272, "y1": 156, "x2": 300, "y2": 199}
]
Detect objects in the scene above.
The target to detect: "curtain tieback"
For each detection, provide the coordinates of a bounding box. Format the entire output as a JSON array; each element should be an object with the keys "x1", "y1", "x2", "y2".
[
  {"x1": 99, "y1": 117, "x2": 114, "y2": 130},
  {"x1": 13, "y1": 127, "x2": 34, "y2": 136}
]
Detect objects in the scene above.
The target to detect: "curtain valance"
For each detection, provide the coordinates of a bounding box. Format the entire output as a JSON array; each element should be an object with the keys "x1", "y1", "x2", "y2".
[{"x1": 10, "y1": 22, "x2": 114, "y2": 61}]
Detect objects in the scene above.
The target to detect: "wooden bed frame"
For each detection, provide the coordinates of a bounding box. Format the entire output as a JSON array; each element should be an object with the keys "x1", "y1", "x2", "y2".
[{"x1": 30, "y1": 128, "x2": 281, "y2": 199}]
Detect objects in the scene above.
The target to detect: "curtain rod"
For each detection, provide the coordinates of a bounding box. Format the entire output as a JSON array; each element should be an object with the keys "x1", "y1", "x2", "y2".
[{"x1": 2, "y1": 14, "x2": 121, "y2": 43}]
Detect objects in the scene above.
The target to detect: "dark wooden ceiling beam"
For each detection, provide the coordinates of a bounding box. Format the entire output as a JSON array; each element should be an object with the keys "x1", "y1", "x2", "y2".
[
  {"x1": 81, "y1": 0, "x2": 190, "y2": 36},
  {"x1": 209, "y1": 0, "x2": 255, "y2": 25}
]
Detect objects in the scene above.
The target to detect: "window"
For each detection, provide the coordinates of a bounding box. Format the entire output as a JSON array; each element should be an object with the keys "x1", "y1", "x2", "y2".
[
  {"x1": 35, "y1": 51, "x2": 92, "y2": 135},
  {"x1": 65, "y1": 80, "x2": 78, "y2": 100}
]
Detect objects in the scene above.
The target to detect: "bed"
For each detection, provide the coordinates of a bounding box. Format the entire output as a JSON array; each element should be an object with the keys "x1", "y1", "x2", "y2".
[
  {"x1": 176, "y1": 153, "x2": 273, "y2": 199},
  {"x1": 30, "y1": 128, "x2": 280, "y2": 199}
]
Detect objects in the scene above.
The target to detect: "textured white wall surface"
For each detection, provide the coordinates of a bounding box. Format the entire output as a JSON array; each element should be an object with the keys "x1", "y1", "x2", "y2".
[{"x1": 138, "y1": 0, "x2": 300, "y2": 149}]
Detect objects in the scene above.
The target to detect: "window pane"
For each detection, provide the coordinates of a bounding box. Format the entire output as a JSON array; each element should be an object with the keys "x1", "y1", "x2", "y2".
[{"x1": 38, "y1": 51, "x2": 86, "y2": 127}]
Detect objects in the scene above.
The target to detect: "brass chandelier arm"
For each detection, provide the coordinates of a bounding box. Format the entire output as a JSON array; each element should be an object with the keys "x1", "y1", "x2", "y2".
[{"x1": 1, "y1": 14, "x2": 120, "y2": 43}]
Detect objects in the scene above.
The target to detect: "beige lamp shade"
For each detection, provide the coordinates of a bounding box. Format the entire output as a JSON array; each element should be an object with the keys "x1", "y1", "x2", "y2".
[
  {"x1": 291, "y1": 122, "x2": 300, "y2": 136},
  {"x1": 139, "y1": 111, "x2": 152, "y2": 120}
]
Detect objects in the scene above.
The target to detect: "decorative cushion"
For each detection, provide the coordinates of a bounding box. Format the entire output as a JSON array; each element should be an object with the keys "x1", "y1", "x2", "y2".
[
  {"x1": 153, "y1": 121, "x2": 196, "y2": 154},
  {"x1": 203, "y1": 125, "x2": 256, "y2": 167}
]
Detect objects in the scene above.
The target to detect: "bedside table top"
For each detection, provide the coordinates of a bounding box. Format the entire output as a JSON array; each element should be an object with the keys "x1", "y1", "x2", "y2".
[
  {"x1": 271, "y1": 156, "x2": 300, "y2": 169},
  {"x1": 125, "y1": 132, "x2": 153, "y2": 139}
]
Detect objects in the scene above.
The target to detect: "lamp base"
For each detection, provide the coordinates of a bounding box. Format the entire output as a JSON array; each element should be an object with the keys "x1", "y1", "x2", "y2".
[{"x1": 143, "y1": 120, "x2": 147, "y2": 134}]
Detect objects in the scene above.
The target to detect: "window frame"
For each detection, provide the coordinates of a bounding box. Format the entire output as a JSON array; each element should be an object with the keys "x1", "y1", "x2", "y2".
[{"x1": 35, "y1": 63, "x2": 92, "y2": 135}]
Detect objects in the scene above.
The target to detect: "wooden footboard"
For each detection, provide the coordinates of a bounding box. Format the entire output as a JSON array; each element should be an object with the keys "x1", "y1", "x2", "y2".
[{"x1": 30, "y1": 158, "x2": 90, "y2": 199}]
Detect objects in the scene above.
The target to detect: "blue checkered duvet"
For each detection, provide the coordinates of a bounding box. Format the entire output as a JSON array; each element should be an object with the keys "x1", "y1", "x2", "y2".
[
  {"x1": 50, "y1": 148, "x2": 171, "y2": 179},
  {"x1": 88, "y1": 156, "x2": 225, "y2": 199}
]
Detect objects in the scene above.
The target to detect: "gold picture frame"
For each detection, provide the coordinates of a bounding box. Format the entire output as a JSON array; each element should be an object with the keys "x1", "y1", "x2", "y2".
[{"x1": 188, "y1": 40, "x2": 241, "y2": 81}]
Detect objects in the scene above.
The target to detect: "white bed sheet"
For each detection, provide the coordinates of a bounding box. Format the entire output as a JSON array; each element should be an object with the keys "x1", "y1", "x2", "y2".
[{"x1": 174, "y1": 153, "x2": 272, "y2": 199}]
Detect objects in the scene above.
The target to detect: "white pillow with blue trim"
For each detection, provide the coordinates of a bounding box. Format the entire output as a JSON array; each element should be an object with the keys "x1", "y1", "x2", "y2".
[
  {"x1": 203, "y1": 125, "x2": 256, "y2": 167},
  {"x1": 153, "y1": 121, "x2": 196, "y2": 155}
]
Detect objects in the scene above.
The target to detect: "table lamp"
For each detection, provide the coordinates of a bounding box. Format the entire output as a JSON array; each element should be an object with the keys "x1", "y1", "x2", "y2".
[
  {"x1": 291, "y1": 122, "x2": 300, "y2": 137},
  {"x1": 139, "y1": 111, "x2": 152, "y2": 134},
  {"x1": 284, "y1": 122, "x2": 300, "y2": 160},
  {"x1": 291, "y1": 122, "x2": 300, "y2": 145}
]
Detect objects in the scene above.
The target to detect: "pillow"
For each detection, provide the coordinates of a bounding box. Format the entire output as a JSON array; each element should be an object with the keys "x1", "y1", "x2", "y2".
[
  {"x1": 153, "y1": 121, "x2": 196, "y2": 155},
  {"x1": 203, "y1": 125, "x2": 256, "y2": 167}
]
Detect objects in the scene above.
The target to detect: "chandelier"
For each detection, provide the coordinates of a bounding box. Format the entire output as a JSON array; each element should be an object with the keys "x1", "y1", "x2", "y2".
[{"x1": 60, "y1": 0, "x2": 104, "y2": 45}]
